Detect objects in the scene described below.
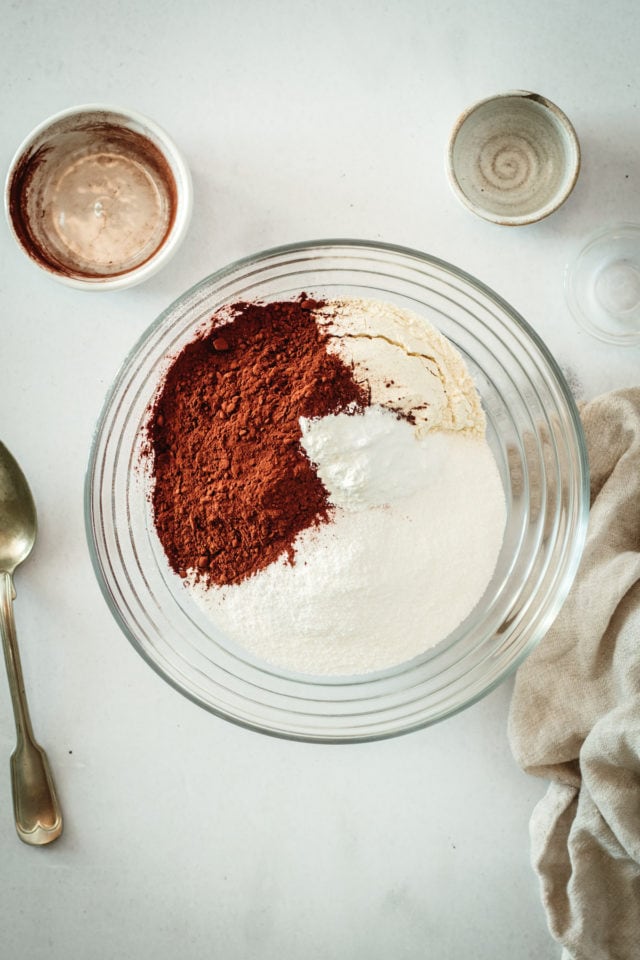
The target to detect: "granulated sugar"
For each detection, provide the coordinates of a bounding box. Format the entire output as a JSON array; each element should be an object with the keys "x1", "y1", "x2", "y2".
[{"x1": 189, "y1": 424, "x2": 506, "y2": 676}]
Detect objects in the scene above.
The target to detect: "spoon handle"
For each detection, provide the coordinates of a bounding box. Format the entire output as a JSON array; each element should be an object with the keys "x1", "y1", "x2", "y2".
[{"x1": 0, "y1": 571, "x2": 63, "y2": 845}]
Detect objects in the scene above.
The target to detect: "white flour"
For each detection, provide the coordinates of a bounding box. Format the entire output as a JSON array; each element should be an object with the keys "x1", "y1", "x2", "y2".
[
  {"x1": 189, "y1": 420, "x2": 506, "y2": 676},
  {"x1": 182, "y1": 299, "x2": 507, "y2": 676}
]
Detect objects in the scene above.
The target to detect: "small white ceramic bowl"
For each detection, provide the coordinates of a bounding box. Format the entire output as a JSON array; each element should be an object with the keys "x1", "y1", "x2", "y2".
[
  {"x1": 447, "y1": 91, "x2": 580, "y2": 226},
  {"x1": 5, "y1": 104, "x2": 193, "y2": 291}
]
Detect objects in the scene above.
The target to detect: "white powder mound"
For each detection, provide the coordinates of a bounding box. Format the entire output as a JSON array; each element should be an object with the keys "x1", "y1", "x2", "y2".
[
  {"x1": 299, "y1": 406, "x2": 430, "y2": 510},
  {"x1": 190, "y1": 429, "x2": 506, "y2": 676}
]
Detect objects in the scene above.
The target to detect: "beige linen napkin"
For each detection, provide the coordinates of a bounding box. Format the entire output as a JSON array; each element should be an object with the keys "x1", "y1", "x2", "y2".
[{"x1": 509, "y1": 388, "x2": 640, "y2": 960}]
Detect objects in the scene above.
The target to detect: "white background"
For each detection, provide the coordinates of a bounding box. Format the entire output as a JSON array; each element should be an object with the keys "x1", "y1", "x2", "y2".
[{"x1": 1, "y1": 2, "x2": 639, "y2": 958}]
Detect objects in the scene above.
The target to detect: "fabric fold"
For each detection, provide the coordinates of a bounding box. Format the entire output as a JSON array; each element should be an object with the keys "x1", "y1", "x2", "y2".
[{"x1": 509, "y1": 388, "x2": 640, "y2": 960}]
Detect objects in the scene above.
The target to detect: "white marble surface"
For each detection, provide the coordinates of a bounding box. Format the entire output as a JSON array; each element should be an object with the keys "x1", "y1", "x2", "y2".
[{"x1": 1, "y1": 2, "x2": 639, "y2": 958}]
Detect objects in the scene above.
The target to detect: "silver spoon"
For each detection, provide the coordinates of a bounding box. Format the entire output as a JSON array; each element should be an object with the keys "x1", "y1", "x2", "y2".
[{"x1": 0, "y1": 442, "x2": 62, "y2": 844}]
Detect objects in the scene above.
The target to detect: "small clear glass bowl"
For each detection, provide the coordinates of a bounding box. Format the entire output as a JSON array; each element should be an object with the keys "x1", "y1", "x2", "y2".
[
  {"x1": 565, "y1": 223, "x2": 640, "y2": 346},
  {"x1": 85, "y1": 240, "x2": 589, "y2": 743}
]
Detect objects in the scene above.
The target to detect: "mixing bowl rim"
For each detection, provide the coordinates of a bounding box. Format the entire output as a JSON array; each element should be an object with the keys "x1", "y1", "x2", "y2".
[{"x1": 84, "y1": 237, "x2": 590, "y2": 742}]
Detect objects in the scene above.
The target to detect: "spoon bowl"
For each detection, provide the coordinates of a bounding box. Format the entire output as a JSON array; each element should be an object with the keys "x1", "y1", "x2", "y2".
[
  {"x1": 0, "y1": 443, "x2": 37, "y2": 572},
  {"x1": 0, "y1": 442, "x2": 63, "y2": 844}
]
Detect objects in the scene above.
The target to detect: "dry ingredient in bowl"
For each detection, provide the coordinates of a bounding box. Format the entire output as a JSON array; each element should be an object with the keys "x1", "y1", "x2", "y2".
[
  {"x1": 147, "y1": 297, "x2": 369, "y2": 584},
  {"x1": 144, "y1": 296, "x2": 506, "y2": 676}
]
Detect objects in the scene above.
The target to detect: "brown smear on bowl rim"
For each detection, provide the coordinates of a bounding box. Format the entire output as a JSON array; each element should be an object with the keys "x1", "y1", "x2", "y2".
[{"x1": 8, "y1": 118, "x2": 178, "y2": 279}]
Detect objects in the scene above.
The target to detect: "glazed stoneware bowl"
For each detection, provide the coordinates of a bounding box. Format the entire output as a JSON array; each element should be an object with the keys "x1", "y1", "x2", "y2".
[
  {"x1": 447, "y1": 91, "x2": 580, "y2": 226},
  {"x1": 86, "y1": 239, "x2": 589, "y2": 742}
]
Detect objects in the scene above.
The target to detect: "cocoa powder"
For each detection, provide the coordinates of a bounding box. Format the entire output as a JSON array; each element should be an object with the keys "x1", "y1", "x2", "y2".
[{"x1": 146, "y1": 297, "x2": 370, "y2": 586}]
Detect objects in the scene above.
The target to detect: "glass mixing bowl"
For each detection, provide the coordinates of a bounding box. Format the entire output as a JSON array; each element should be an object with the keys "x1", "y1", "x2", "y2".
[{"x1": 85, "y1": 240, "x2": 589, "y2": 742}]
